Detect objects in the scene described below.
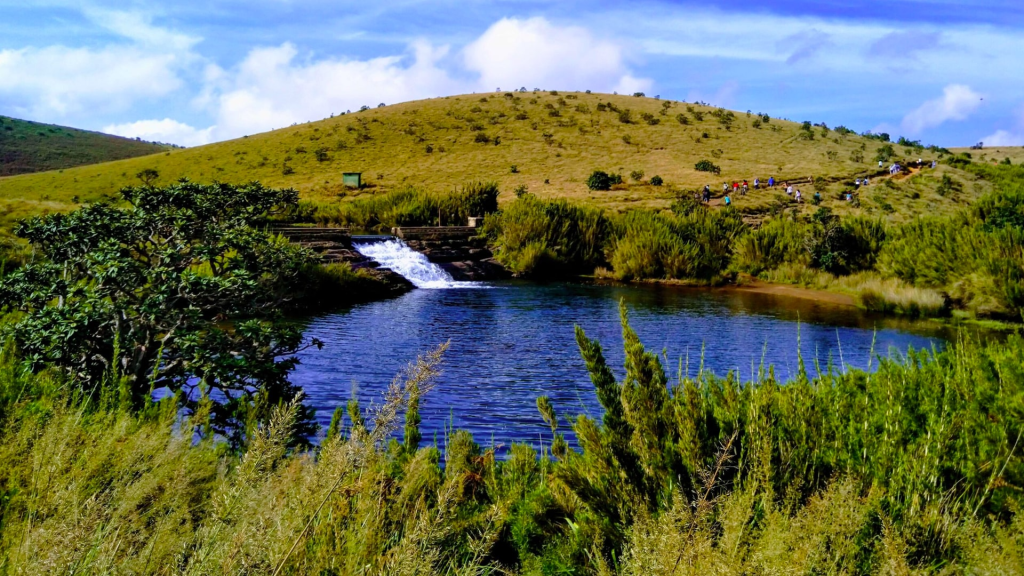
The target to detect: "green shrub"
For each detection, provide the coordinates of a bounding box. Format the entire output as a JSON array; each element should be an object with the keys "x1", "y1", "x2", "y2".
[
  {"x1": 484, "y1": 195, "x2": 609, "y2": 277},
  {"x1": 587, "y1": 170, "x2": 612, "y2": 191},
  {"x1": 618, "y1": 109, "x2": 633, "y2": 124},
  {"x1": 732, "y1": 217, "x2": 808, "y2": 276},
  {"x1": 650, "y1": 175, "x2": 663, "y2": 186},
  {"x1": 694, "y1": 159, "x2": 720, "y2": 174},
  {"x1": 630, "y1": 170, "x2": 645, "y2": 182}
]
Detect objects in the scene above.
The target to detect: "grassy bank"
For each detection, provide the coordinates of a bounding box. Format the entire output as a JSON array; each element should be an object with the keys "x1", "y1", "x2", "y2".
[{"x1": 0, "y1": 306, "x2": 1021, "y2": 574}]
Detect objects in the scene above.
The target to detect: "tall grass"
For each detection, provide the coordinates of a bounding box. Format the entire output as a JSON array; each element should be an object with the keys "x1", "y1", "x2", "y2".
[
  {"x1": 1, "y1": 306, "x2": 1022, "y2": 573},
  {"x1": 285, "y1": 182, "x2": 500, "y2": 231},
  {"x1": 484, "y1": 194, "x2": 609, "y2": 276},
  {"x1": 607, "y1": 207, "x2": 746, "y2": 282}
]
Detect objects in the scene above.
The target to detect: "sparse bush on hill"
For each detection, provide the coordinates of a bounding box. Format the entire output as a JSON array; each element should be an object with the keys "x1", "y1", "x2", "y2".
[
  {"x1": 875, "y1": 144, "x2": 895, "y2": 162},
  {"x1": 630, "y1": 170, "x2": 645, "y2": 182},
  {"x1": 587, "y1": 170, "x2": 612, "y2": 191},
  {"x1": 695, "y1": 159, "x2": 720, "y2": 173},
  {"x1": 618, "y1": 109, "x2": 633, "y2": 124},
  {"x1": 650, "y1": 175, "x2": 663, "y2": 186},
  {"x1": 676, "y1": 113, "x2": 689, "y2": 125}
]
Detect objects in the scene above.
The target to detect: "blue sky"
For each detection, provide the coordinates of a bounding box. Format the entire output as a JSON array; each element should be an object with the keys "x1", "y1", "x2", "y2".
[{"x1": 2, "y1": 0, "x2": 1022, "y2": 147}]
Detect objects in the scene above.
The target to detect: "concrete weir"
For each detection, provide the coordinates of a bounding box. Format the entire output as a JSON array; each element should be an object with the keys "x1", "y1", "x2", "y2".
[
  {"x1": 392, "y1": 226, "x2": 508, "y2": 281},
  {"x1": 272, "y1": 226, "x2": 508, "y2": 284}
]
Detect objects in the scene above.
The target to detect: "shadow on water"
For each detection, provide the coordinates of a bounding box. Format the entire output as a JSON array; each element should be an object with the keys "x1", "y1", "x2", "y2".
[{"x1": 290, "y1": 279, "x2": 980, "y2": 451}]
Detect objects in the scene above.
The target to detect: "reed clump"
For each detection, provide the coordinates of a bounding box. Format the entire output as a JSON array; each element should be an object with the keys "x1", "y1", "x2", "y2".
[{"x1": 286, "y1": 181, "x2": 500, "y2": 231}]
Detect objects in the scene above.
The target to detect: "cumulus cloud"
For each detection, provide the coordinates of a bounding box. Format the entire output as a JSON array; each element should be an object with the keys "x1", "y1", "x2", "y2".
[
  {"x1": 900, "y1": 84, "x2": 983, "y2": 135},
  {"x1": 197, "y1": 40, "x2": 463, "y2": 140},
  {"x1": 777, "y1": 29, "x2": 833, "y2": 64},
  {"x1": 103, "y1": 118, "x2": 215, "y2": 147},
  {"x1": 868, "y1": 31, "x2": 942, "y2": 62},
  {"x1": 463, "y1": 17, "x2": 650, "y2": 94},
  {"x1": 981, "y1": 105, "x2": 1024, "y2": 146},
  {"x1": 0, "y1": 45, "x2": 186, "y2": 118},
  {"x1": 144, "y1": 17, "x2": 653, "y2": 144}
]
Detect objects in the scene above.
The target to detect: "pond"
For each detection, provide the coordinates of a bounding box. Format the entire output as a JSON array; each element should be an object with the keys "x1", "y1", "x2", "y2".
[{"x1": 291, "y1": 274, "x2": 952, "y2": 451}]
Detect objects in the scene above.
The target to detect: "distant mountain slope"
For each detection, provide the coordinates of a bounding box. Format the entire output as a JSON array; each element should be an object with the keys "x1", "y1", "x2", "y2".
[
  {"x1": 0, "y1": 92, "x2": 1000, "y2": 228},
  {"x1": 0, "y1": 116, "x2": 168, "y2": 176}
]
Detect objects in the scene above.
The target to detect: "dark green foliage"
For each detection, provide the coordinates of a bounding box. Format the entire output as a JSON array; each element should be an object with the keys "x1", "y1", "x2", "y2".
[
  {"x1": 695, "y1": 159, "x2": 721, "y2": 174},
  {"x1": 676, "y1": 113, "x2": 689, "y2": 125},
  {"x1": 629, "y1": 170, "x2": 645, "y2": 182},
  {"x1": 587, "y1": 170, "x2": 612, "y2": 191},
  {"x1": 617, "y1": 109, "x2": 633, "y2": 124},
  {"x1": 649, "y1": 175, "x2": 663, "y2": 186},
  {"x1": 0, "y1": 180, "x2": 321, "y2": 444}
]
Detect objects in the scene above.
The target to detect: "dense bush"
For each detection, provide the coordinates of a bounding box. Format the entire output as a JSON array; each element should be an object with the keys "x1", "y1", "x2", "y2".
[
  {"x1": 587, "y1": 170, "x2": 612, "y2": 191},
  {"x1": 694, "y1": 159, "x2": 721, "y2": 173},
  {"x1": 649, "y1": 175, "x2": 663, "y2": 186},
  {"x1": 484, "y1": 195, "x2": 609, "y2": 277},
  {"x1": 608, "y1": 208, "x2": 746, "y2": 281},
  {"x1": 0, "y1": 181, "x2": 324, "y2": 443}
]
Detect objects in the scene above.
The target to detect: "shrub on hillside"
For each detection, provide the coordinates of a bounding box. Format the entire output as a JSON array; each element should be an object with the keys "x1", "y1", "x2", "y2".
[
  {"x1": 630, "y1": 170, "x2": 645, "y2": 182},
  {"x1": 695, "y1": 159, "x2": 721, "y2": 174},
  {"x1": 650, "y1": 175, "x2": 663, "y2": 186},
  {"x1": 587, "y1": 170, "x2": 612, "y2": 191},
  {"x1": 618, "y1": 109, "x2": 633, "y2": 124}
]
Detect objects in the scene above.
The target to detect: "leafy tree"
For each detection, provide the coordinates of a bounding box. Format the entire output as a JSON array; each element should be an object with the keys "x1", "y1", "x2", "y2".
[{"x1": 0, "y1": 180, "x2": 323, "y2": 444}]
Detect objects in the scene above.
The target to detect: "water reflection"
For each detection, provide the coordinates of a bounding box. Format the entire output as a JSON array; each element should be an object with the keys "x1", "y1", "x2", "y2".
[{"x1": 292, "y1": 280, "x2": 956, "y2": 449}]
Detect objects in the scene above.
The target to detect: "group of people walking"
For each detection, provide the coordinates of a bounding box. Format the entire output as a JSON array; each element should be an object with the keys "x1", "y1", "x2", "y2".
[{"x1": 699, "y1": 175, "x2": 820, "y2": 205}]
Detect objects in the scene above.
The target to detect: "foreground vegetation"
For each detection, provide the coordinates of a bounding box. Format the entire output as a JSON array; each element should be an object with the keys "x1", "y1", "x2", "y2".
[
  {"x1": 0, "y1": 306, "x2": 1021, "y2": 574},
  {"x1": 0, "y1": 115, "x2": 168, "y2": 176}
]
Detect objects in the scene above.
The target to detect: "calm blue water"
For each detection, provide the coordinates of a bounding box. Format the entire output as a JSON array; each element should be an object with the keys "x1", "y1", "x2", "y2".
[{"x1": 291, "y1": 281, "x2": 949, "y2": 449}]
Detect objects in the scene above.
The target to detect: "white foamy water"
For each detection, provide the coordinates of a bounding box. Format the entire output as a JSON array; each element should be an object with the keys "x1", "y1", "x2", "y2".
[{"x1": 353, "y1": 239, "x2": 486, "y2": 289}]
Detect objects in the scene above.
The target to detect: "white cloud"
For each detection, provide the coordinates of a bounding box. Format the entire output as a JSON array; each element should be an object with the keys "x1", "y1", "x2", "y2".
[
  {"x1": 463, "y1": 17, "x2": 650, "y2": 94},
  {"x1": 83, "y1": 8, "x2": 201, "y2": 52},
  {"x1": 198, "y1": 40, "x2": 463, "y2": 140},
  {"x1": 981, "y1": 130, "x2": 1024, "y2": 146},
  {"x1": 103, "y1": 118, "x2": 215, "y2": 147},
  {"x1": 981, "y1": 105, "x2": 1024, "y2": 146},
  {"x1": 900, "y1": 84, "x2": 983, "y2": 135},
  {"x1": 175, "y1": 17, "x2": 651, "y2": 143},
  {"x1": 0, "y1": 45, "x2": 186, "y2": 118}
]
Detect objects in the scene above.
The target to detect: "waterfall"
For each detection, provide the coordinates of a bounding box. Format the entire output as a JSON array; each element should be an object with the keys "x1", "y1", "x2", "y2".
[{"x1": 353, "y1": 239, "x2": 484, "y2": 289}]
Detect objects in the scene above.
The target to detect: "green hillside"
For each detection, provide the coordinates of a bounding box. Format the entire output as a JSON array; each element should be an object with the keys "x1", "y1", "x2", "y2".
[
  {"x1": 0, "y1": 115, "x2": 168, "y2": 177},
  {"x1": 0, "y1": 92, "x2": 1015, "y2": 229}
]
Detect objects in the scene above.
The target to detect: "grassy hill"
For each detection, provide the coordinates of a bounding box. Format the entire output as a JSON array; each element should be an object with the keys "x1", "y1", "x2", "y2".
[
  {"x1": 0, "y1": 91, "x2": 1018, "y2": 229},
  {"x1": 0, "y1": 115, "x2": 168, "y2": 177}
]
